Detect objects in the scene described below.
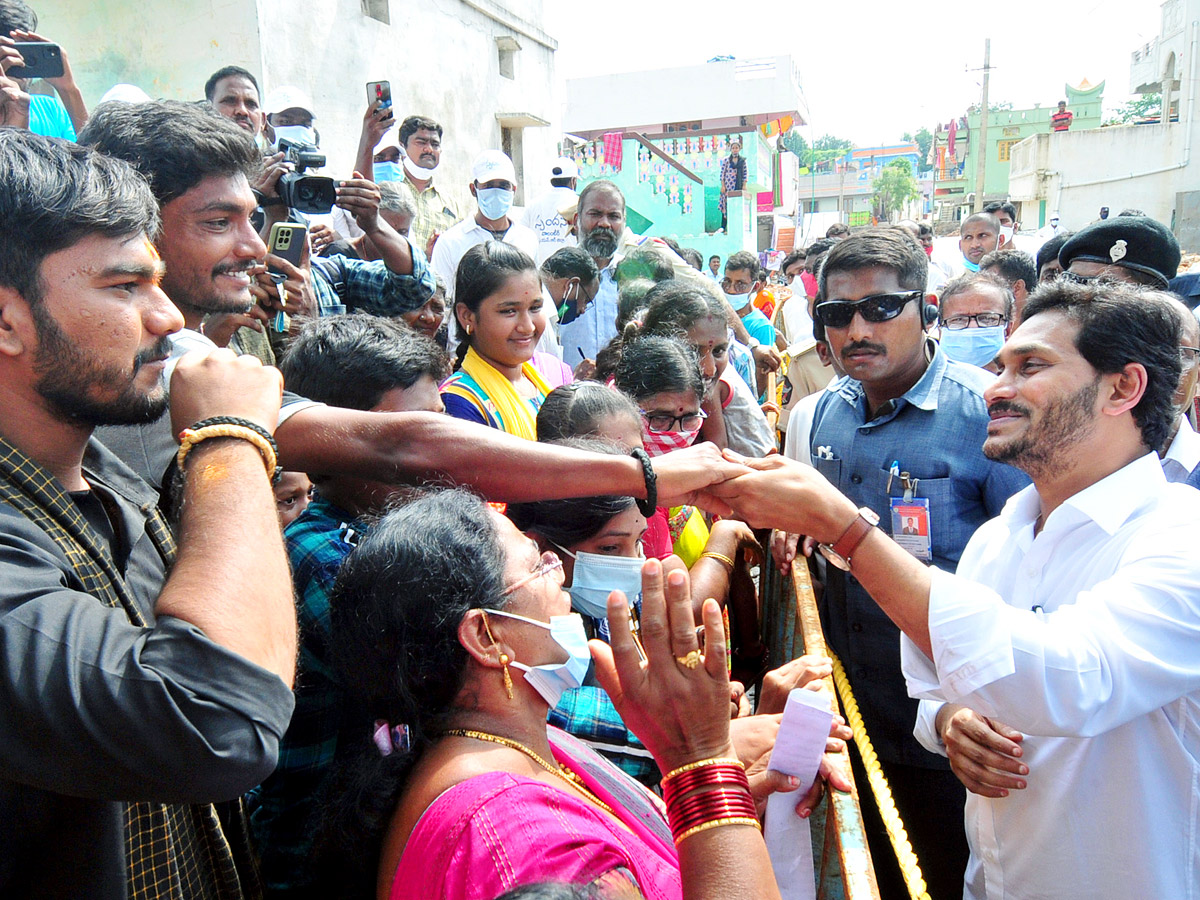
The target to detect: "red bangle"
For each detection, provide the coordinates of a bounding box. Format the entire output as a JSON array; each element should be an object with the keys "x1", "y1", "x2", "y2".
[
  {"x1": 667, "y1": 787, "x2": 759, "y2": 843},
  {"x1": 662, "y1": 763, "x2": 749, "y2": 803}
]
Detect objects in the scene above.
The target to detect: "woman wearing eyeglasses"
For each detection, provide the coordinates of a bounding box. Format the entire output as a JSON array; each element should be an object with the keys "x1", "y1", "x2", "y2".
[
  {"x1": 442, "y1": 241, "x2": 573, "y2": 440},
  {"x1": 315, "y1": 488, "x2": 794, "y2": 900}
]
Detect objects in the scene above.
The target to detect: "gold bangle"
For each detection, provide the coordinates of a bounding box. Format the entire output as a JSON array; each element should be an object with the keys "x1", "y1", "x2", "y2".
[
  {"x1": 663, "y1": 757, "x2": 744, "y2": 782},
  {"x1": 674, "y1": 816, "x2": 761, "y2": 845},
  {"x1": 177, "y1": 424, "x2": 278, "y2": 479},
  {"x1": 699, "y1": 551, "x2": 735, "y2": 569}
]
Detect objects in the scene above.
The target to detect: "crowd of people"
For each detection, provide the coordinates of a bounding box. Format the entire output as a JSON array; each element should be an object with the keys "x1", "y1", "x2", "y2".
[{"x1": 1, "y1": 3, "x2": 1200, "y2": 899}]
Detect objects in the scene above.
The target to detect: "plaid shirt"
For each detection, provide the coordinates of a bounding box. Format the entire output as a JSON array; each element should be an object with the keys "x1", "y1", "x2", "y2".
[
  {"x1": 549, "y1": 686, "x2": 658, "y2": 786},
  {"x1": 249, "y1": 497, "x2": 371, "y2": 893},
  {"x1": 397, "y1": 179, "x2": 460, "y2": 256},
  {"x1": 309, "y1": 246, "x2": 435, "y2": 317}
]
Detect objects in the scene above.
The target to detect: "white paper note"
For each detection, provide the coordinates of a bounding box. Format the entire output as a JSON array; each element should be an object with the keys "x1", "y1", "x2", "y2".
[{"x1": 764, "y1": 687, "x2": 836, "y2": 900}]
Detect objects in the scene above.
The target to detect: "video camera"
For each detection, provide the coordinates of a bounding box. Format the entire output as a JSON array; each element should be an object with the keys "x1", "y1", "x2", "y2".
[{"x1": 275, "y1": 137, "x2": 337, "y2": 214}]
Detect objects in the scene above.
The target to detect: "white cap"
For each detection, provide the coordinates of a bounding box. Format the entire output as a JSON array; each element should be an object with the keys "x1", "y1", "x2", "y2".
[
  {"x1": 472, "y1": 149, "x2": 517, "y2": 185},
  {"x1": 98, "y1": 83, "x2": 150, "y2": 105},
  {"x1": 550, "y1": 156, "x2": 578, "y2": 179},
  {"x1": 375, "y1": 128, "x2": 401, "y2": 153},
  {"x1": 264, "y1": 85, "x2": 316, "y2": 118},
  {"x1": 1050, "y1": 210, "x2": 1060, "y2": 220}
]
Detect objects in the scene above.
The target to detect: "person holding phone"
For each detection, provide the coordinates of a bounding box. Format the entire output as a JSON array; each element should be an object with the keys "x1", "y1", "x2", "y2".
[{"x1": 0, "y1": 1, "x2": 86, "y2": 138}]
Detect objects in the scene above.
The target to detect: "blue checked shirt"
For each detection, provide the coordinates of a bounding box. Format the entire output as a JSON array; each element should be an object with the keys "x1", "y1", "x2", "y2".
[
  {"x1": 248, "y1": 496, "x2": 371, "y2": 892},
  {"x1": 309, "y1": 243, "x2": 435, "y2": 317},
  {"x1": 809, "y1": 343, "x2": 1030, "y2": 767}
]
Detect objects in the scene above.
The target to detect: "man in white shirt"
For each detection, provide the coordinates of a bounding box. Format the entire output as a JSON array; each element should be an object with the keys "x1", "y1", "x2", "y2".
[
  {"x1": 713, "y1": 280, "x2": 1200, "y2": 900},
  {"x1": 520, "y1": 156, "x2": 578, "y2": 265},
  {"x1": 1160, "y1": 295, "x2": 1200, "y2": 485},
  {"x1": 430, "y1": 149, "x2": 538, "y2": 301}
]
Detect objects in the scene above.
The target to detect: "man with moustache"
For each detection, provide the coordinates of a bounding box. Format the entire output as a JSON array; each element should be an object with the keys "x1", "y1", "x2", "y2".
[
  {"x1": 794, "y1": 228, "x2": 1028, "y2": 899},
  {"x1": 958, "y1": 212, "x2": 1003, "y2": 274},
  {"x1": 0, "y1": 129, "x2": 296, "y2": 898},
  {"x1": 395, "y1": 114, "x2": 459, "y2": 255},
  {"x1": 713, "y1": 281, "x2": 1200, "y2": 900}
]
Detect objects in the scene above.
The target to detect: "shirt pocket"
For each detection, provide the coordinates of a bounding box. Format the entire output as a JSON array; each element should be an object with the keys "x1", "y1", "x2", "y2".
[
  {"x1": 814, "y1": 455, "x2": 841, "y2": 487},
  {"x1": 872, "y1": 467, "x2": 964, "y2": 564}
]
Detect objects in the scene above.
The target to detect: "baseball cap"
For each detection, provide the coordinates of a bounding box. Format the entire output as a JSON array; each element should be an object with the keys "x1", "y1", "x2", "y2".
[
  {"x1": 472, "y1": 149, "x2": 517, "y2": 185},
  {"x1": 264, "y1": 86, "x2": 316, "y2": 118},
  {"x1": 550, "y1": 156, "x2": 578, "y2": 179}
]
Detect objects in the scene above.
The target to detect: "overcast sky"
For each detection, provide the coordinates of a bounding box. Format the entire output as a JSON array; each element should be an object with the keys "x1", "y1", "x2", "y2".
[{"x1": 546, "y1": 0, "x2": 1165, "y2": 146}]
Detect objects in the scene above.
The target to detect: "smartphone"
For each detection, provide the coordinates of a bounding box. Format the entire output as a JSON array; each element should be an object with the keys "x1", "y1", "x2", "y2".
[
  {"x1": 267, "y1": 222, "x2": 307, "y2": 270},
  {"x1": 366, "y1": 80, "x2": 392, "y2": 113},
  {"x1": 8, "y1": 42, "x2": 64, "y2": 80}
]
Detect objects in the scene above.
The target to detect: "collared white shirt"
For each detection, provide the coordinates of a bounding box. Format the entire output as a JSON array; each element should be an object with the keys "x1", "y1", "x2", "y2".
[
  {"x1": 1162, "y1": 416, "x2": 1200, "y2": 483},
  {"x1": 429, "y1": 216, "x2": 539, "y2": 303},
  {"x1": 905, "y1": 452, "x2": 1200, "y2": 899}
]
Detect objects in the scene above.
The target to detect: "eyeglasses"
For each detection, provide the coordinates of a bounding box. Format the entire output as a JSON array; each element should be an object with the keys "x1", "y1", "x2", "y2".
[
  {"x1": 1181, "y1": 346, "x2": 1200, "y2": 367},
  {"x1": 815, "y1": 291, "x2": 923, "y2": 328},
  {"x1": 721, "y1": 278, "x2": 755, "y2": 293},
  {"x1": 640, "y1": 407, "x2": 708, "y2": 434},
  {"x1": 941, "y1": 312, "x2": 1008, "y2": 330},
  {"x1": 501, "y1": 551, "x2": 563, "y2": 596}
]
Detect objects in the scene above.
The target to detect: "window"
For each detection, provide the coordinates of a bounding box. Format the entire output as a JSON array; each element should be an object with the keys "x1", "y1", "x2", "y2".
[
  {"x1": 665, "y1": 121, "x2": 701, "y2": 133},
  {"x1": 997, "y1": 139, "x2": 1020, "y2": 162},
  {"x1": 496, "y1": 36, "x2": 520, "y2": 80},
  {"x1": 361, "y1": 0, "x2": 389, "y2": 24}
]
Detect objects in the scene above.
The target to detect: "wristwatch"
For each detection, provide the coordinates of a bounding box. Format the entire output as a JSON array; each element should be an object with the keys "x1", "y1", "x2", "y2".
[{"x1": 818, "y1": 507, "x2": 880, "y2": 571}]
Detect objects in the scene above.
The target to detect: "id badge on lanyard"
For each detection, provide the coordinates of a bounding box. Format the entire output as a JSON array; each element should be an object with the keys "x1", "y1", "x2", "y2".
[{"x1": 887, "y1": 462, "x2": 932, "y2": 562}]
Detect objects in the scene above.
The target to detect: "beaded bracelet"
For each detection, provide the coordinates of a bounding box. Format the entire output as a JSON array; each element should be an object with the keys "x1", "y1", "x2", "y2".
[
  {"x1": 178, "y1": 416, "x2": 283, "y2": 484},
  {"x1": 177, "y1": 424, "x2": 278, "y2": 482}
]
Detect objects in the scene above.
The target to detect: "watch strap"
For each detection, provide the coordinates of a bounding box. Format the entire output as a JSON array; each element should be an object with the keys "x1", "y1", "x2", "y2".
[{"x1": 831, "y1": 512, "x2": 875, "y2": 564}]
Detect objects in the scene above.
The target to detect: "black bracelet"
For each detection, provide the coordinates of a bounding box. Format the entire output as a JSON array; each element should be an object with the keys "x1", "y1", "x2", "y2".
[
  {"x1": 185, "y1": 416, "x2": 283, "y2": 484},
  {"x1": 630, "y1": 448, "x2": 657, "y2": 517}
]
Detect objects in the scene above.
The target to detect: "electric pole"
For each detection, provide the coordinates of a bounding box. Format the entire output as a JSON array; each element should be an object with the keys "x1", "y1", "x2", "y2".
[{"x1": 973, "y1": 38, "x2": 991, "y2": 214}]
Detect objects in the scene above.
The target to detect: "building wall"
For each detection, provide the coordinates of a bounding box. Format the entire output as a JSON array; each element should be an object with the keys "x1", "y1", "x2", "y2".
[{"x1": 40, "y1": 0, "x2": 561, "y2": 215}]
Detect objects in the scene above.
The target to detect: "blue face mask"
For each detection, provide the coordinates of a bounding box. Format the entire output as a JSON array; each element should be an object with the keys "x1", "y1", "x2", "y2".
[
  {"x1": 554, "y1": 544, "x2": 644, "y2": 620},
  {"x1": 373, "y1": 161, "x2": 403, "y2": 183},
  {"x1": 939, "y1": 325, "x2": 1006, "y2": 368},
  {"x1": 477, "y1": 187, "x2": 515, "y2": 220},
  {"x1": 487, "y1": 609, "x2": 591, "y2": 707}
]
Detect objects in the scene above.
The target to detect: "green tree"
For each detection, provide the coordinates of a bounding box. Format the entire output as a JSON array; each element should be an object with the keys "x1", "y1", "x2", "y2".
[
  {"x1": 902, "y1": 127, "x2": 933, "y2": 169},
  {"x1": 1104, "y1": 93, "x2": 1162, "y2": 125},
  {"x1": 872, "y1": 158, "x2": 920, "y2": 221},
  {"x1": 781, "y1": 130, "x2": 855, "y2": 169}
]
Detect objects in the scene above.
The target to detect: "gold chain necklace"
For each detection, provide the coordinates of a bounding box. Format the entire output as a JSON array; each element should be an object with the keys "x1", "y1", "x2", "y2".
[{"x1": 444, "y1": 729, "x2": 616, "y2": 816}]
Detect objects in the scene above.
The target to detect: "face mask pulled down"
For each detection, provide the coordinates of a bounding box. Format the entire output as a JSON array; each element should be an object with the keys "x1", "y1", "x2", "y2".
[{"x1": 486, "y1": 609, "x2": 591, "y2": 707}]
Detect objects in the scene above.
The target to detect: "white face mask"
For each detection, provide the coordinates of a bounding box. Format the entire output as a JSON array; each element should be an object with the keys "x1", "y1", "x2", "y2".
[
  {"x1": 403, "y1": 154, "x2": 439, "y2": 180},
  {"x1": 723, "y1": 288, "x2": 755, "y2": 311},
  {"x1": 486, "y1": 609, "x2": 591, "y2": 707},
  {"x1": 999, "y1": 224, "x2": 1015, "y2": 245},
  {"x1": 552, "y1": 543, "x2": 644, "y2": 620},
  {"x1": 939, "y1": 324, "x2": 1006, "y2": 368},
  {"x1": 476, "y1": 187, "x2": 515, "y2": 221},
  {"x1": 273, "y1": 125, "x2": 318, "y2": 149}
]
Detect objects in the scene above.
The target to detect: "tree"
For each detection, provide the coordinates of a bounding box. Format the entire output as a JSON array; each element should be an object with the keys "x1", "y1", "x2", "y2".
[
  {"x1": 872, "y1": 158, "x2": 920, "y2": 221},
  {"x1": 780, "y1": 130, "x2": 855, "y2": 169},
  {"x1": 1104, "y1": 93, "x2": 1162, "y2": 125},
  {"x1": 902, "y1": 127, "x2": 933, "y2": 168}
]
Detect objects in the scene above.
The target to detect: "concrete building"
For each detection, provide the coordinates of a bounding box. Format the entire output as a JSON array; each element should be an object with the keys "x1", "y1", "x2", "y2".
[
  {"x1": 563, "y1": 56, "x2": 807, "y2": 260},
  {"x1": 794, "y1": 143, "x2": 923, "y2": 239},
  {"x1": 39, "y1": 0, "x2": 561, "y2": 215},
  {"x1": 932, "y1": 80, "x2": 1105, "y2": 225},
  {"x1": 1008, "y1": 0, "x2": 1199, "y2": 248}
]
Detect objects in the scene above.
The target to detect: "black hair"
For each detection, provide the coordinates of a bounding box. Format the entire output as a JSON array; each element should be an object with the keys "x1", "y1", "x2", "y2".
[
  {"x1": 616, "y1": 277, "x2": 656, "y2": 330},
  {"x1": 979, "y1": 249, "x2": 1037, "y2": 293},
  {"x1": 0, "y1": 0, "x2": 35, "y2": 37},
  {"x1": 203, "y1": 65, "x2": 259, "y2": 102},
  {"x1": 819, "y1": 228, "x2": 929, "y2": 297},
  {"x1": 541, "y1": 246, "x2": 599, "y2": 284},
  {"x1": 78, "y1": 99, "x2": 261, "y2": 207},
  {"x1": 536, "y1": 381, "x2": 640, "y2": 443},
  {"x1": 642, "y1": 278, "x2": 726, "y2": 338},
  {"x1": 614, "y1": 246, "x2": 674, "y2": 285},
  {"x1": 826, "y1": 223, "x2": 851, "y2": 238},
  {"x1": 1022, "y1": 280, "x2": 1181, "y2": 452},
  {"x1": 316, "y1": 489, "x2": 508, "y2": 892},
  {"x1": 0, "y1": 130, "x2": 158, "y2": 305},
  {"x1": 708, "y1": 254, "x2": 720, "y2": 263},
  {"x1": 725, "y1": 250, "x2": 759, "y2": 277},
  {"x1": 398, "y1": 115, "x2": 443, "y2": 146},
  {"x1": 1117, "y1": 208, "x2": 1146, "y2": 217},
  {"x1": 960, "y1": 212, "x2": 1000, "y2": 235},
  {"x1": 939, "y1": 272, "x2": 1014, "y2": 321},
  {"x1": 806, "y1": 238, "x2": 836, "y2": 258},
  {"x1": 550, "y1": 176, "x2": 574, "y2": 189},
  {"x1": 494, "y1": 885, "x2": 598, "y2": 900},
  {"x1": 659, "y1": 236, "x2": 684, "y2": 256},
  {"x1": 614, "y1": 335, "x2": 705, "y2": 405},
  {"x1": 453, "y1": 240, "x2": 539, "y2": 369},
  {"x1": 280, "y1": 315, "x2": 450, "y2": 410},
  {"x1": 1036, "y1": 232, "x2": 1073, "y2": 278},
  {"x1": 781, "y1": 249, "x2": 805, "y2": 273},
  {"x1": 577, "y1": 179, "x2": 624, "y2": 217},
  {"x1": 680, "y1": 247, "x2": 703, "y2": 270},
  {"x1": 917, "y1": 223, "x2": 933, "y2": 238},
  {"x1": 983, "y1": 200, "x2": 1017, "y2": 222},
  {"x1": 508, "y1": 438, "x2": 636, "y2": 548}
]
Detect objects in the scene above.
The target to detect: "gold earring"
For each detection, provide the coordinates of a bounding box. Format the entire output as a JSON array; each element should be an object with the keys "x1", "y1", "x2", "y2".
[{"x1": 499, "y1": 653, "x2": 514, "y2": 700}]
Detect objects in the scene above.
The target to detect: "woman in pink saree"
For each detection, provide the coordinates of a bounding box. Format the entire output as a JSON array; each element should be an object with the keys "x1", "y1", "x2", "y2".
[{"x1": 320, "y1": 488, "x2": 792, "y2": 900}]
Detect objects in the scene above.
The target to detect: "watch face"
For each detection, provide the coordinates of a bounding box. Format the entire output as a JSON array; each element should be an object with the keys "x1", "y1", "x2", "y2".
[
  {"x1": 859, "y1": 507, "x2": 881, "y2": 526},
  {"x1": 817, "y1": 543, "x2": 851, "y2": 571}
]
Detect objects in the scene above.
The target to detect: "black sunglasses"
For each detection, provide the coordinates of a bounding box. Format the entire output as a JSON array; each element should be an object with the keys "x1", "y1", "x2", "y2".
[{"x1": 815, "y1": 291, "x2": 924, "y2": 329}]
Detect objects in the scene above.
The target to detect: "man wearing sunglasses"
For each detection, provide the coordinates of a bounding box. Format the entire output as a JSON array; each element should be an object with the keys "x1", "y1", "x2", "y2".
[{"x1": 788, "y1": 228, "x2": 1029, "y2": 900}]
